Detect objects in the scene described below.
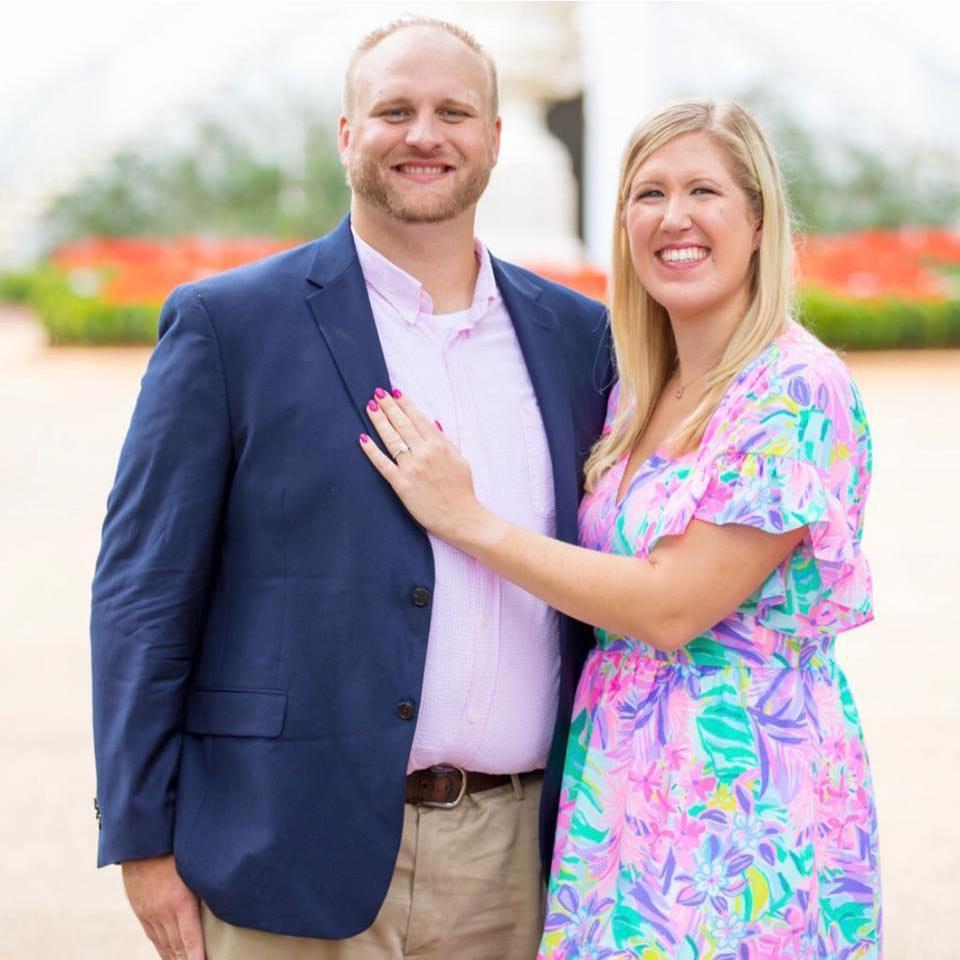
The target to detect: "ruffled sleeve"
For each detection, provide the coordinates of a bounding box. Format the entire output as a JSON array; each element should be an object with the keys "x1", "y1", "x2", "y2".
[
  {"x1": 692, "y1": 448, "x2": 872, "y2": 636},
  {"x1": 634, "y1": 327, "x2": 874, "y2": 638}
]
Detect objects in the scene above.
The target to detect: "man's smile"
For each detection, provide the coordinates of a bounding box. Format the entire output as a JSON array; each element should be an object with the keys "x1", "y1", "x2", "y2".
[{"x1": 391, "y1": 161, "x2": 455, "y2": 180}]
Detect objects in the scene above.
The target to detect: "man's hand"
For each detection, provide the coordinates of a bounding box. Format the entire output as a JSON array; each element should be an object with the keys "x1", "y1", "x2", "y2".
[{"x1": 122, "y1": 855, "x2": 205, "y2": 960}]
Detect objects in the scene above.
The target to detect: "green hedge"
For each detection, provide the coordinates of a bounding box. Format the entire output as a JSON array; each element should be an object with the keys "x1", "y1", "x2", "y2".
[
  {"x1": 799, "y1": 288, "x2": 960, "y2": 350},
  {"x1": 0, "y1": 267, "x2": 158, "y2": 344},
  {"x1": 3, "y1": 268, "x2": 960, "y2": 349}
]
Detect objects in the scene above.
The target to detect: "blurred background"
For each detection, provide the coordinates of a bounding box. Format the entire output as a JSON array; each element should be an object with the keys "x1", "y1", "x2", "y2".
[{"x1": 1, "y1": 1, "x2": 957, "y2": 957}]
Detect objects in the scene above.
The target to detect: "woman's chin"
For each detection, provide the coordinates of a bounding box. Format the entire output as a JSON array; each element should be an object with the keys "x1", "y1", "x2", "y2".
[{"x1": 654, "y1": 292, "x2": 716, "y2": 322}]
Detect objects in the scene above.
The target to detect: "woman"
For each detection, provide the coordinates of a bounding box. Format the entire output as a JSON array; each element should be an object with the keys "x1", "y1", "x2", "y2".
[{"x1": 359, "y1": 100, "x2": 881, "y2": 959}]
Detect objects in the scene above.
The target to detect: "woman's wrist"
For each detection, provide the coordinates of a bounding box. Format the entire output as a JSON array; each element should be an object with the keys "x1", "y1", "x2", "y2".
[{"x1": 449, "y1": 502, "x2": 512, "y2": 561}]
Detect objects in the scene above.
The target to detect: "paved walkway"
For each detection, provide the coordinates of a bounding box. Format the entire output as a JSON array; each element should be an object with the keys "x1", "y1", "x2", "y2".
[{"x1": 2, "y1": 306, "x2": 957, "y2": 959}]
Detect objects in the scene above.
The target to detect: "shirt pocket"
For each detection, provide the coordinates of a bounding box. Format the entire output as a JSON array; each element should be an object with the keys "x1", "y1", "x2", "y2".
[{"x1": 517, "y1": 398, "x2": 556, "y2": 520}]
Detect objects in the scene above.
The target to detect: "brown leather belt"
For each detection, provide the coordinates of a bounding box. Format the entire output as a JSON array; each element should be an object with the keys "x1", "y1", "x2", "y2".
[{"x1": 405, "y1": 764, "x2": 539, "y2": 809}]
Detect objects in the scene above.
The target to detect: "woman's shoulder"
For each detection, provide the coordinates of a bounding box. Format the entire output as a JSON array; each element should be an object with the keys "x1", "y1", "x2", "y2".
[
  {"x1": 709, "y1": 321, "x2": 869, "y2": 461},
  {"x1": 774, "y1": 320, "x2": 857, "y2": 385},
  {"x1": 733, "y1": 322, "x2": 862, "y2": 412}
]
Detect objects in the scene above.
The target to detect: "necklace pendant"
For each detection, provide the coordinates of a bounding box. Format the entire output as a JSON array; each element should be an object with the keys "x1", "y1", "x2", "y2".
[{"x1": 675, "y1": 385, "x2": 684, "y2": 400}]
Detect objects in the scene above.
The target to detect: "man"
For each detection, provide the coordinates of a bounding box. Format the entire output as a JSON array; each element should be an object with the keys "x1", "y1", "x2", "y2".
[{"x1": 92, "y1": 17, "x2": 611, "y2": 960}]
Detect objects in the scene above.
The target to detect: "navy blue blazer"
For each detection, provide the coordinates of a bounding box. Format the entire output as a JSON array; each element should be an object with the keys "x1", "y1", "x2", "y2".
[{"x1": 91, "y1": 216, "x2": 612, "y2": 938}]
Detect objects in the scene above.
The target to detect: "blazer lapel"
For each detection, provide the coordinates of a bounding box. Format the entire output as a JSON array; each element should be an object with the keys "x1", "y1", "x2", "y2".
[
  {"x1": 492, "y1": 259, "x2": 579, "y2": 544},
  {"x1": 304, "y1": 228, "x2": 580, "y2": 543},
  {"x1": 305, "y1": 218, "x2": 391, "y2": 425}
]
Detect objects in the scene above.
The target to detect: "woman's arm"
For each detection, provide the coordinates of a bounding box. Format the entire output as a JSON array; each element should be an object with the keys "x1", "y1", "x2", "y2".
[{"x1": 360, "y1": 390, "x2": 802, "y2": 651}]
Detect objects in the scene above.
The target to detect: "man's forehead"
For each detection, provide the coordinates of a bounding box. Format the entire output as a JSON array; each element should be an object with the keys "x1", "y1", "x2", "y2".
[
  {"x1": 352, "y1": 27, "x2": 490, "y2": 102},
  {"x1": 366, "y1": 76, "x2": 485, "y2": 109}
]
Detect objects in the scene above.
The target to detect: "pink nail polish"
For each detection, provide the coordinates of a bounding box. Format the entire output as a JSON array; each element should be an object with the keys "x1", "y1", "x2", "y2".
[
  {"x1": 392, "y1": 387, "x2": 403, "y2": 399},
  {"x1": 434, "y1": 420, "x2": 443, "y2": 432},
  {"x1": 359, "y1": 433, "x2": 370, "y2": 444},
  {"x1": 374, "y1": 387, "x2": 386, "y2": 399},
  {"x1": 368, "y1": 399, "x2": 379, "y2": 412}
]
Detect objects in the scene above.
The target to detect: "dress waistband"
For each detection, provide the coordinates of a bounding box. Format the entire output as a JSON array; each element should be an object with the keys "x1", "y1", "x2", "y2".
[{"x1": 593, "y1": 630, "x2": 838, "y2": 672}]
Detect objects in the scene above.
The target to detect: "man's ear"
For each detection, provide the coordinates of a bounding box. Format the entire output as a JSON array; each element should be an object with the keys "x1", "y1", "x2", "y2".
[
  {"x1": 490, "y1": 116, "x2": 502, "y2": 166},
  {"x1": 337, "y1": 114, "x2": 351, "y2": 168}
]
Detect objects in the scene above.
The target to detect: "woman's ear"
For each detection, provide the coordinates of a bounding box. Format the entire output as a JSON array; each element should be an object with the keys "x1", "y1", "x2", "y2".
[{"x1": 753, "y1": 220, "x2": 763, "y2": 251}]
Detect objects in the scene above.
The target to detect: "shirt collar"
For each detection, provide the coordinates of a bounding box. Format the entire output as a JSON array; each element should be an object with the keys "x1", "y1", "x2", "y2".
[{"x1": 352, "y1": 228, "x2": 501, "y2": 331}]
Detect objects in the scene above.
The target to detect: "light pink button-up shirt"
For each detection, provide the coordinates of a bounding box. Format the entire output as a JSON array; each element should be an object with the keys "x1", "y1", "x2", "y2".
[{"x1": 353, "y1": 230, "x2": 559, "y2": 774}]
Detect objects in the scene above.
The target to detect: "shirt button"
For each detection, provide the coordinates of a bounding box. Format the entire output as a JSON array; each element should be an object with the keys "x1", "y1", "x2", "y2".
[
  {"x1": 462, "y1": 430, "x2": 473, "y2": 441},
  {"x1": 410, "y1": 586, "x2": 431, "y2": 607},
  {"x1": 397, "y1": 699, "x2": 417, "y2": 721}
]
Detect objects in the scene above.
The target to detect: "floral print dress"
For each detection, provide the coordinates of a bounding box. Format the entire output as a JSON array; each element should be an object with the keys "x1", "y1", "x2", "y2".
[{"x1": 539, "y1": 323, "x2": 881, "y2": 960}]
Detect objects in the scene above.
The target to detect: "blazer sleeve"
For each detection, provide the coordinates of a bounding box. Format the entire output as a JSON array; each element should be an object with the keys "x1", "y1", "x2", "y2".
[{"x1": 90, "y1": 284, "x2": 233, "y2": 866}]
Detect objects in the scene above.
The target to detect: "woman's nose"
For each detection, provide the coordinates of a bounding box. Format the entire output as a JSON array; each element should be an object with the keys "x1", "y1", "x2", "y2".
[{"x1": 661, "y1": 195, "x2": 693, "y2": 231}]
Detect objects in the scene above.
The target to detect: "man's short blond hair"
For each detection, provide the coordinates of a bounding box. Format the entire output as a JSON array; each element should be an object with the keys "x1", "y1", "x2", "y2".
[{"x1": 342, "y1": 16, "x2": 499, "y2": 120}]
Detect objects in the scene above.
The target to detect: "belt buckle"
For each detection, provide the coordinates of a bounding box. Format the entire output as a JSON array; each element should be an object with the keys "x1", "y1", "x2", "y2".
[{"x1": 421, "y1": 764, "x2": 468, "y2": 809}]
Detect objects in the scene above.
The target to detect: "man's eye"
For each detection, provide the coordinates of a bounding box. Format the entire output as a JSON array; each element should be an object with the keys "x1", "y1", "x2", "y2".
[
  {"x1": 439, "y1": 109, "x2": 467, "y2": 120},
  {"x1": 380, "y1": 109, "x2": 409, "y2": 120}
]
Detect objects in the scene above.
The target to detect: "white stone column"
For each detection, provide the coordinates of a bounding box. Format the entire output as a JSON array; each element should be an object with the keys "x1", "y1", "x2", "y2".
[
  {"x1": 472, "y1": 1, "x2": 583, "y2": 264},
  {"x1": 578, "y1": 1, "x2": 658, "y2": 269}
]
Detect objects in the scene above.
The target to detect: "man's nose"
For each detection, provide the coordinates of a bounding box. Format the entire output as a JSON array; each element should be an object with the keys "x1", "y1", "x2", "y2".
[{"x1": 405, "y1": 111, "x2": 445, "y2": 151}]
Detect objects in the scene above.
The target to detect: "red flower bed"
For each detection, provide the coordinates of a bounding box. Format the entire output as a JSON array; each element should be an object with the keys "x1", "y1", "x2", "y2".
[
  {"x1": 525, "y1": 264, "x2": 609, "y2": 302},
  {"x1": 47, "y1": 229, "x2": 960, "y2": 306},
  {"x1": 51, "y1": 236, "x2": 300, "y2": 305},
  {"x1": 795, "y1": 228, "x2": 960, "y2": 301}
]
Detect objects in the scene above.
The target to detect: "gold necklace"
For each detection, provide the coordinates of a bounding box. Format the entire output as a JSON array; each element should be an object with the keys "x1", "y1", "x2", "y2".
[{"x1": 672, "y1": 365, "x2": 711, "y2": 400}]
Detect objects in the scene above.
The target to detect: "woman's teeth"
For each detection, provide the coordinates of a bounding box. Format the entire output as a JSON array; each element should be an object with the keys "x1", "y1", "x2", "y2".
[{"x1": 659, "y1": 247, "x2": 709, "y2": 263}]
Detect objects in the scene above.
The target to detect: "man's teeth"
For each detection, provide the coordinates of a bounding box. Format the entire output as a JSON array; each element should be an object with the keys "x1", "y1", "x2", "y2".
[
  {"x1": 660, "y1": 247, "x2": 709, "y2": 263},
  {"x1": 400, "y1": 165, "x2": 447, "y2": 174}
]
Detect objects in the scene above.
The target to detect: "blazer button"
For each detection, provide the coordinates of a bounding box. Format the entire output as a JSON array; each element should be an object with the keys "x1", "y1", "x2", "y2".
[
  {"x1": 396, "y1": 699, "x2": 417, "y2": 721},
  {"x1": 410, "y1": 586, "x2": 431, "y2": 607}
]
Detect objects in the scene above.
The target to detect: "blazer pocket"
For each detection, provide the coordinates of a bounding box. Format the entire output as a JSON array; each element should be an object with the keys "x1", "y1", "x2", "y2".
[{"x1": 183, "y1": 687, "x2": 287, "y2": 738}]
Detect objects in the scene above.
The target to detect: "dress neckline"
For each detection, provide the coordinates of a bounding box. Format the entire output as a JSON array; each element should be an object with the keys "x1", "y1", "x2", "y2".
[
  {"x1": 613, "y1": 445, "x2": 683, "y2": 509},
  {"x1": 610, "y1": 324, "x2": 799, "y2": 509}
]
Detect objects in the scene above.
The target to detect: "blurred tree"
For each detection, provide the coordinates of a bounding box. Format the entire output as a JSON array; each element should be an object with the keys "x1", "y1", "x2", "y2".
[
  {"x1": 741, "y1": 88, "x2": 960, "y2": 233},
  {"x1": 44, "y1": 113, "x2": 349, "y2": 243}
]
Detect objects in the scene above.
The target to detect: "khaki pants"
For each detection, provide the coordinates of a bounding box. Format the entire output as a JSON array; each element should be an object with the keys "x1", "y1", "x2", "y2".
[{"x1": 202, "y1": 774, "x2": 545, "y2": 959}]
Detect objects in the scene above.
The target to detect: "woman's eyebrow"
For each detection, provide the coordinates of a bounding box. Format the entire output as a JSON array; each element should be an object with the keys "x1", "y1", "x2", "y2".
[{"x1": 631, "y1": 173, "x2": 725, "y2": 189}]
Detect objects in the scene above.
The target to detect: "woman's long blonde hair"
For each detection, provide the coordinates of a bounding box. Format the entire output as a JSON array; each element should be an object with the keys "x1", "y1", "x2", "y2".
[{"x1": 584, "y1": 100, "x2": 794, "y2": 492}]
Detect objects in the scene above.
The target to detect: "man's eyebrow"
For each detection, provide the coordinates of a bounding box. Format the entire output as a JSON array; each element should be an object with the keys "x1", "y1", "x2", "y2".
[
  {"x1": 367, "y1": 96, "x2": 481, "y2": 114},
  {"x1": 368, "y1": 96, "x2": 413, "y2": 112},
  {"x1": 435, "y1": 97, "x2": 480, "y2": 113}
]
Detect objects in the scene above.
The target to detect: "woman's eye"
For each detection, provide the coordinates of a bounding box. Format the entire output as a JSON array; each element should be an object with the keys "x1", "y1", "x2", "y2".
[
  {"x1": 635, "y1": 189, "x2": 663, "y2": 201},
  {"x1": 693, "y1": 186, "x2": 718, "y2": 195}
]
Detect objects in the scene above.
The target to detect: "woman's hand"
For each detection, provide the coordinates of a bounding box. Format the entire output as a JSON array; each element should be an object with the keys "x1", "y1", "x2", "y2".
[{"x1": 359, "y1": 388, "x2": 499, "y2": 548}]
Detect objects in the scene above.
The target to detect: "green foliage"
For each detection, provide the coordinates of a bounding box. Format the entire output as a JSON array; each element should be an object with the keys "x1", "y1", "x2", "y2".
[
  {"x1": 5, "y1": 266, "x2": 960, "y2": 348},
  {"x1": 0, "y1": 271, "x2": 35, "y2": 303},
  {"x1": 741, "y1": 89, "x2": 960, "y2": 233},
  {"x1": 799, "y1": 288, "x2": 960, "y2": 349},
  {"x1": 0, "y1": 267, "x2": 157, "y2": 344},
  {"x1": 44, "y1": 113, "x2": 349, "y2": 244}
]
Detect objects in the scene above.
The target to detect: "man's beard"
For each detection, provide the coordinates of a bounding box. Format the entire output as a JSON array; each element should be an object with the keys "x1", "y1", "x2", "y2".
[{"x1": 348, "y1": 154, "x2": 493, "y2": 223}]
